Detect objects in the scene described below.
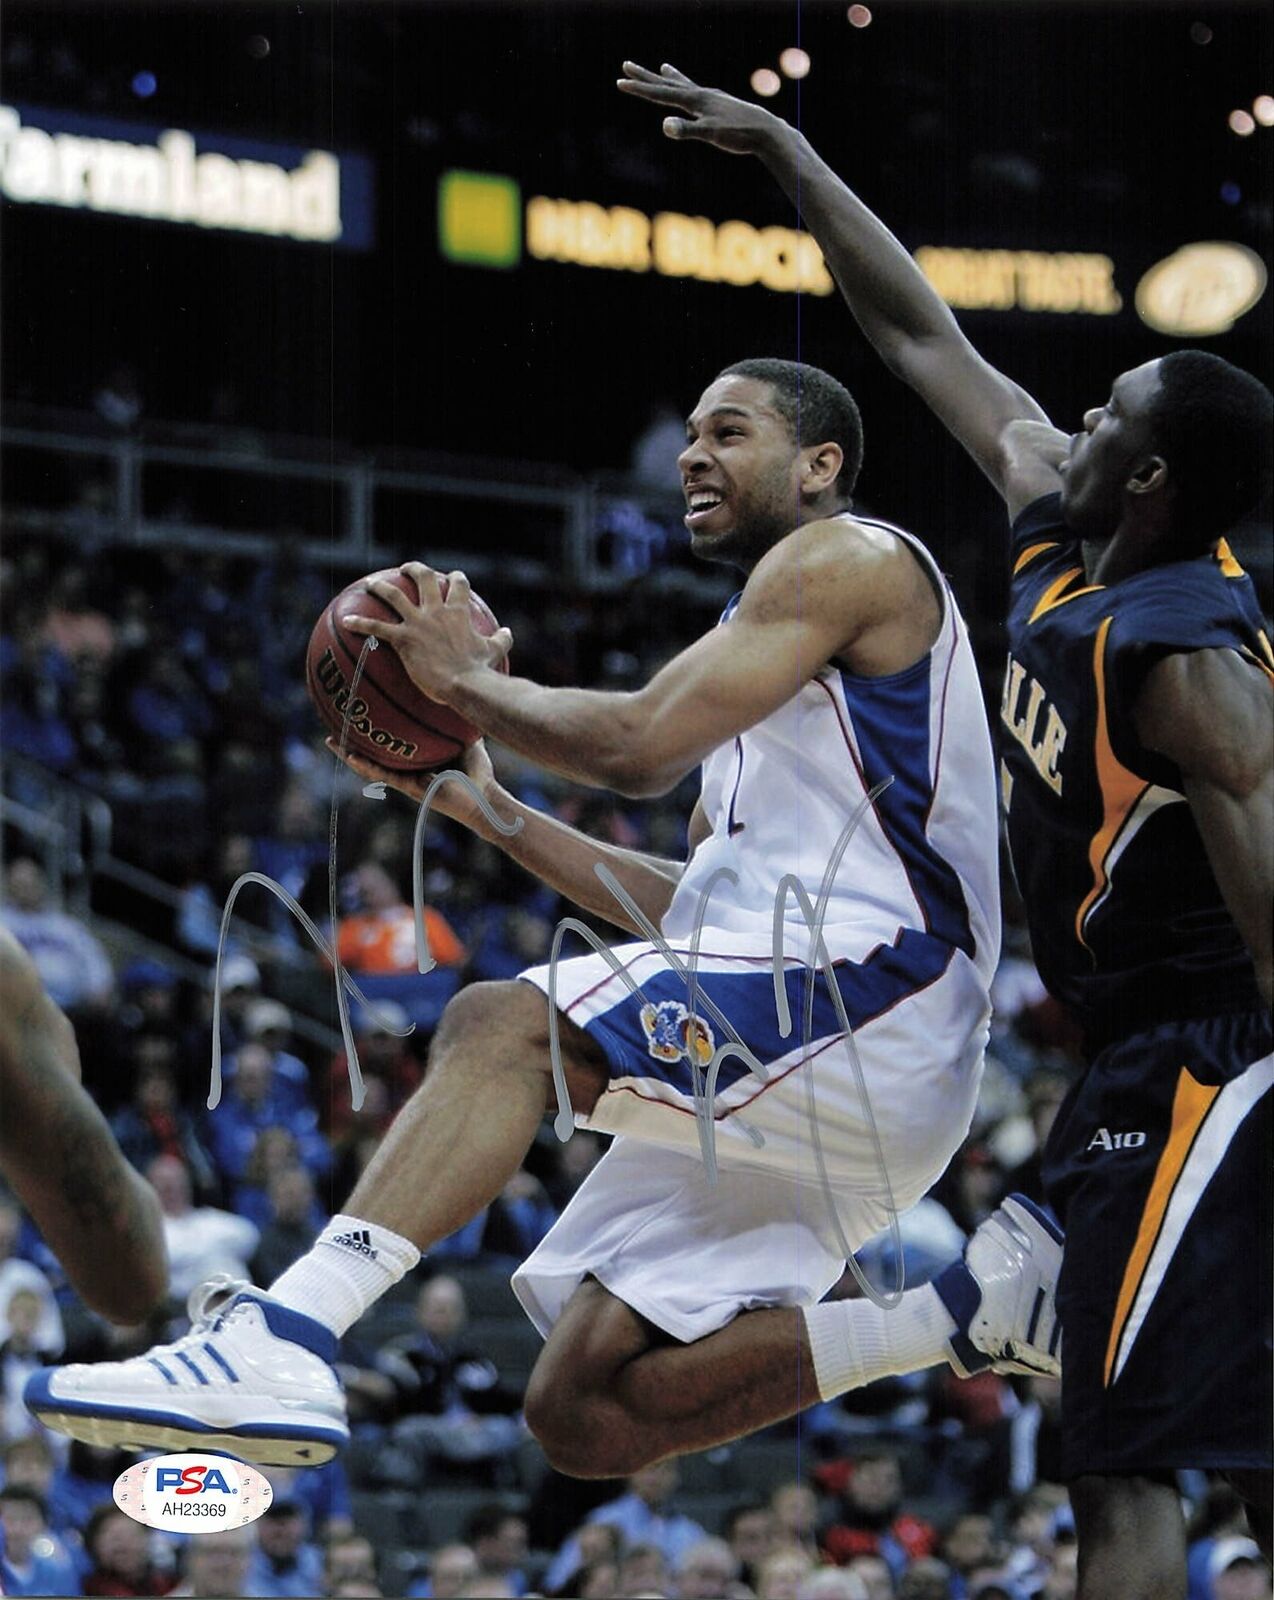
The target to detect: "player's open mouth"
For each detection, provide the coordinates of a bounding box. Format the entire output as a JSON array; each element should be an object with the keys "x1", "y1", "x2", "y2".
[{"x1": 684, "y1": 489, "x2": 727, "y2": 530}]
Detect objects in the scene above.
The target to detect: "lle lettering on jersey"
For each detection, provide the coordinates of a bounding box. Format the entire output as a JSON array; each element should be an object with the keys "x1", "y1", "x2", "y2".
[
  {"x1": 1001, "y1": 655, "x2": 1067, "y2": 796},
  {"x1": 1087, "y1": 1127, "x2": 1147, "y2": 1152}
]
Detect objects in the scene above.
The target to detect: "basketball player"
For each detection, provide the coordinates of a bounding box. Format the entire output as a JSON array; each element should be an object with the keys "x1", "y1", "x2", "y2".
[
  {"x1": 615, "y1": 60, "x2": 1273, "y2": 1597},
  {"x1": 0, "y1": 925, "x2": 167, "y2": 1325},
  {"x1": 28, "y1": 358, "x2": 1063, "y2": 1470}
]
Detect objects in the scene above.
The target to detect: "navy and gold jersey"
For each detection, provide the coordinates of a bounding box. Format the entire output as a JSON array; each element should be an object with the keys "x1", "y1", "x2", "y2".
[{"x1": 1002, "y1": 493, "x2": 1272, "y2": 1047}]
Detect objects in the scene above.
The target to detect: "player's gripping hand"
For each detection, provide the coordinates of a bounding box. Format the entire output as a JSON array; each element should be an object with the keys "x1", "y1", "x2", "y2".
[
  {"x1": 325, "y1": 735, "x2": 499, "y2": 831},
  {"x1": 345, "y1": 562, "x2": 513, "y2": 706},
  {"x1": 617, "y1": 61, "x2": 786, "y2": 154}
]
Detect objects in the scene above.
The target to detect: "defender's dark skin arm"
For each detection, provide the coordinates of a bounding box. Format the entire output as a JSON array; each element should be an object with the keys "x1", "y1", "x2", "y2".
[
  {"x1": 1134, "y1": 651, "x2": 1274, "y2": 1007},
  {"x1": 617, "y1": 62, "x2": 1062, "y2": 517},
  {"x1": 0, "y1": 927, "x2": 168, "y2": 1323}
]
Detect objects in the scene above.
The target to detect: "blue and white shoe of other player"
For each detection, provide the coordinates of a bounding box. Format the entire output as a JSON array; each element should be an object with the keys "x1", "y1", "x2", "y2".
[
  {"x1": 934, "y1": 1193, "x2": 1064, "y2": 1378},
  {"x1": 24, "y1": 1276, "x2": 348, "y2": 1467}
]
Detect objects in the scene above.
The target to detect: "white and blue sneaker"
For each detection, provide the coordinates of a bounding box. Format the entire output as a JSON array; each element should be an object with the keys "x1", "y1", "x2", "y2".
[
  {"x1": 25, "y1": 1278, "x2": 348, "y2": 1467},
  {"x1": 933, "y1": 1194, "x2": 1064, "y2": 1379}
]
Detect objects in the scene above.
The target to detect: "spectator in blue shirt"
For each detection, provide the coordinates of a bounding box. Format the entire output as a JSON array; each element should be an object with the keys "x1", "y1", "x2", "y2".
[
  {"x1": 263, "y1": 1459, "x2": 354, "y2": 1543},
  {"x1": 235, "y1": 1000, "x2": 313, "y2": 1115},
  {"x1": 204, "y1": 1042, "x2": 329, "y2": 1185},
  {"x1": 244, "y1": 1501, "x2": 324, "y2": 1599},
  {"x1": 543, "y1": 1460, "x2": 707, "y2": 1593},
  {"x1": 0, "y1": 1485, "x2": 81, "y2": 1597},
  {"x1": 0, "y1": 860, "x2": 114, "y2": 1016},
  {"x1": 460, "y1": 1506, "x2": 529, "y2": 1600}
]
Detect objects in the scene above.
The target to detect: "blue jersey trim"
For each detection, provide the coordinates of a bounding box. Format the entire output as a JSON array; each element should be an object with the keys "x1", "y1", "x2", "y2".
[
  {"x1": 836, "y1": 665, "x2": 975, "y2": 956},
  {"x1": 585, "y1": 927, "x2": 956, "y2": 1099}
]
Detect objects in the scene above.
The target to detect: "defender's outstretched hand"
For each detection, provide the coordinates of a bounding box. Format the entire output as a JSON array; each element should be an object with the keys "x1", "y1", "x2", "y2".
[
  {"x1": 617, "y1": 61, "x2": 785, "y2": 155},
  {"x1": 620, "y1": 62, "x2": 1055, "y2": 514}
]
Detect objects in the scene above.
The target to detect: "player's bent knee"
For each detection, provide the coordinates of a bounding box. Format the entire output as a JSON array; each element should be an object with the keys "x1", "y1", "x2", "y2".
[
  {"x1": 431, "y1": 981, "x2": 556, "y2": 1074},
  {"x1": 524, "y1": 1365, "x2": 651, "y2": 1479},
  {"x1": 431, "y1": 978, "x2": 608, "y2": 1114},
  {"x1": 525, "y1": 1408, "x2": 650, "y2": 1479}
]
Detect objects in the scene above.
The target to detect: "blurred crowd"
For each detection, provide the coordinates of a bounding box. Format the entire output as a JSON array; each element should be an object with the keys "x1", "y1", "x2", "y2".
[{"x1": 1, "y1": 528, "x2": 1269, "y2": 1600}]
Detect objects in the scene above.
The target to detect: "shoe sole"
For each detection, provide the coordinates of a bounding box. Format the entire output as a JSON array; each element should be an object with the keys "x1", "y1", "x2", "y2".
[{"x1": 26, "y1": 1388, "x2": 346, "y2": 1467}]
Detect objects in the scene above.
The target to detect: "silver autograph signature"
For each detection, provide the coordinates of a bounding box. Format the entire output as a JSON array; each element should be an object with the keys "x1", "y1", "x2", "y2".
[{"x1": 209, "y1": 638, "x2": 907, "y2": 1304}]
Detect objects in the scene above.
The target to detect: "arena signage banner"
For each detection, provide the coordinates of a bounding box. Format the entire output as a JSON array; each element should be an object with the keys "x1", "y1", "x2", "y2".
[
  {"x1": 914, "y1": 246, "x2": 1122, "y2": 315},
  {"x1": 0, "y1": 102, "x2": 375, "y2": 248},
  {"x1": 438, "y1": 170, "x2": 1127, "y2": 315}
]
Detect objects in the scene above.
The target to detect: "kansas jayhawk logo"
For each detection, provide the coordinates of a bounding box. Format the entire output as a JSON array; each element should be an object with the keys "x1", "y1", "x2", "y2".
[{"x1": 640, "y1": 1000, "x2": 716, "y2": 1067}]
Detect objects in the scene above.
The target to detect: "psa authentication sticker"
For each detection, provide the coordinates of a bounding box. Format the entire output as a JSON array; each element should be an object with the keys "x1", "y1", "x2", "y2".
[{"x1": 113, "y1": 1452, "x2": 273, "y2": 1531}]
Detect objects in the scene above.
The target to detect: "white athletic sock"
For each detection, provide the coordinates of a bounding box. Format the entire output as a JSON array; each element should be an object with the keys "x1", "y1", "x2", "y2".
[
  {"x1": 802, "y1": 1284, "x2": 958, "y2": 1400},
  {"x1": 268, "y1": 1214, "x2": 421, "y2": 1338}
]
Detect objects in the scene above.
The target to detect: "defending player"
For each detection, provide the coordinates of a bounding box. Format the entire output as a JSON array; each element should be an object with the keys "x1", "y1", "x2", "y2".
[
  {"x1": 28, "y1": 356, "x2": 1063, "y2": 1472},
  {"x1": 0, "y1": 925, "x2": 167, "y2": 1326},
  {"x1": 615, "y1": 60, "x2": 1273, "y2": 1597}
]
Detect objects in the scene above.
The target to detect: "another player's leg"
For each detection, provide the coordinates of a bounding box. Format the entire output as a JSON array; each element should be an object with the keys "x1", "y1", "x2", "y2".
[
  {"x1": 1040, "y1": 1021, "x2": 1272, "y2": 1600},
  {"x1": 522, "y1": 1197, "x2": 1063, "y2": 1477},
  {"x1": 1068, "y1": 1475, "x2": 1186, "y2": 1600},
  {"x1": 26, "y1": 980, "x2": 609, "y2": 1465}
]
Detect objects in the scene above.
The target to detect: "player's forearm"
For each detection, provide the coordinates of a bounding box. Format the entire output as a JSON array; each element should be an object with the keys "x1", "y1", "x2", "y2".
[
  {"x1": 456, "y1": 783, "x2": 682, "y2": 935},
  {"x1": 755, "y1": 123, "x2": 960, "y2": 362},
  {"x1": 445, "y1": 671, "x2": 673, "y2": 796}
]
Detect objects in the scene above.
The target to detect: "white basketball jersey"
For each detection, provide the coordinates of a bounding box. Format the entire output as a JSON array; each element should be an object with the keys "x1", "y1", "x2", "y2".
[{"x1": 661, "y1": 519, "x2": 1000, "y2": 985}]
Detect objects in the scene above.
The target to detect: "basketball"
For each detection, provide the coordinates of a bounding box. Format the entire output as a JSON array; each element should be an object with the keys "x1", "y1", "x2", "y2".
[{"x1": 306, "y1": 567, "x2": 508, "y2": 772}]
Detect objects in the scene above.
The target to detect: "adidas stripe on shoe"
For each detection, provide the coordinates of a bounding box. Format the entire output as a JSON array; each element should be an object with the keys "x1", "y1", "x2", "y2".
[
  {"x1": 25, "y1": 1281, "x2": 349, "y2": 1468},
  {"x1": 934, "y1": 1193, "x2": 1064, "y2": 1379}
]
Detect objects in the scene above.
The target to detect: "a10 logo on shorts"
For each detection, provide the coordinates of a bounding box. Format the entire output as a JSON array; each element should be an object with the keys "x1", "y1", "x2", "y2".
[
  {"x1": 113, "y1": 1452, "x2": 273, "y2": 1531},
  {"x1": 1086, "y1": 1126, "x2": 1147, "y2": 1152}
]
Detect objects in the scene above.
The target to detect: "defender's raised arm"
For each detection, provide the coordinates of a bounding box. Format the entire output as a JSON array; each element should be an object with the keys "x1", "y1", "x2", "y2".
[{"x1": 618, "y1": 62, "x2": 1063, "y2": 517}]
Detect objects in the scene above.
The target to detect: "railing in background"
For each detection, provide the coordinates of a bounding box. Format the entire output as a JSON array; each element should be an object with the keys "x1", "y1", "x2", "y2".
[
  {"x1": 0, "y1": 752, "x2": 345, "y2": 1053},
  {"x1": 0, "y1": 409, "x2": 730, "y2": 605}
]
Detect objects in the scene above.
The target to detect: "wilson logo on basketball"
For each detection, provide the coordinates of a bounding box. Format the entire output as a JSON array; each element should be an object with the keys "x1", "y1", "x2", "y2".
[{"x1": 312, "y1": 649, "x2": 420, "y2": 760}]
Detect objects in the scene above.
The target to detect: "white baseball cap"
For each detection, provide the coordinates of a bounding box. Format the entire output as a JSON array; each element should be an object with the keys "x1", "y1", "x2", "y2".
[
  {"x1": 211, "y1": 955, "x2": 261, "y2": 993},
  {"x1": 245, "y1": 999, "x2": 293, "y2": 1037},
  {"x1": 1209, "y1": 1537, "x2": 1263, "y2": 1578}
]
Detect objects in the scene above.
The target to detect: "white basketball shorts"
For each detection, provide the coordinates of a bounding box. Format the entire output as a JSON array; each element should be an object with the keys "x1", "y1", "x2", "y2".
[{"x1": 511, "y1": 934, "x2": 989, "y2": 1343}]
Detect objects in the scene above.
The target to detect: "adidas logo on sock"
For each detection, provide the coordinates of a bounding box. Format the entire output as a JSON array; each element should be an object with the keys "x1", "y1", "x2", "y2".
[{"x1": 330, "y1": 1227, "x2": 378, "y2": 1261}]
